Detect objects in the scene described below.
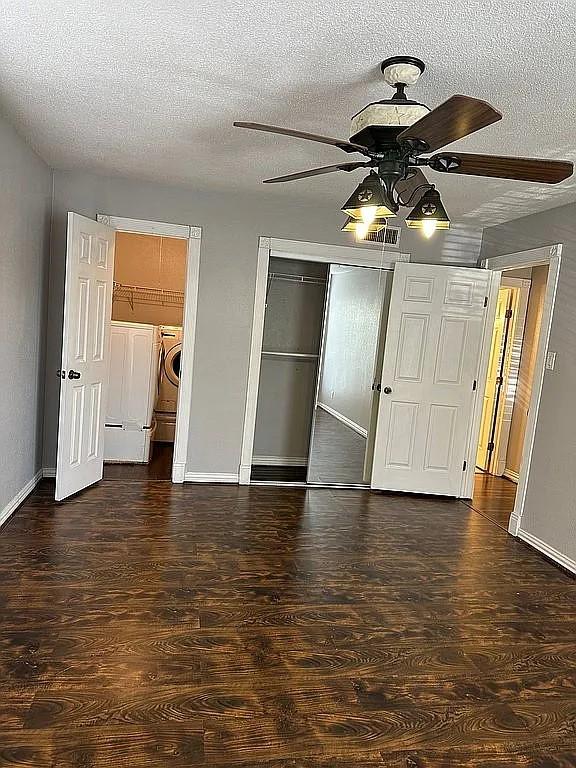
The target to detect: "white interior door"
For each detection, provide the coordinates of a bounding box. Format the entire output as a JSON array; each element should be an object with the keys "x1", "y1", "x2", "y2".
[
  {"x1": 55, "y1": 213, "x2": 116, "y2": 500},
  {"x1": 371, "y1": 262, "x2": 491, "y2": 496}
]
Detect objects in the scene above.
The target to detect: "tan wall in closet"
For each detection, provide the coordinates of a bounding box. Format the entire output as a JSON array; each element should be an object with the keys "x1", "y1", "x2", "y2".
[
  {"x1": 112, "y1": 232, "x2": 187, "y2": 326},
  {"x1": 506, "y1": 265, "x2": 549, "y2": 475}
]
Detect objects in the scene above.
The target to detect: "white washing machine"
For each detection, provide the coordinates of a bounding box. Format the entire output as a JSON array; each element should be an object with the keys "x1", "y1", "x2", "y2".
[{"x1": 154, "y1": 325, "x2": 183, "y2": 442}]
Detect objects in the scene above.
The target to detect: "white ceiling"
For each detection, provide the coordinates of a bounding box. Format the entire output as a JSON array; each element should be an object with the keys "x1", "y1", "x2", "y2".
[{"x1": 2, "y1": 0, "x2": 576, "y2": 225}]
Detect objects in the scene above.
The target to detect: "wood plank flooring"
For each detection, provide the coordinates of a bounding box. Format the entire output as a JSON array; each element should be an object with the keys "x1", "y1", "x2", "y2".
[
  {"x1": 465, "y1": 473, "x2": 517, "y2": 530},
  {"x1": 1, "y1": 479, "x2": 575, "y2": 766},
  {"x1": 103, "y1": 442, "x2": 174, "y2": 481}
]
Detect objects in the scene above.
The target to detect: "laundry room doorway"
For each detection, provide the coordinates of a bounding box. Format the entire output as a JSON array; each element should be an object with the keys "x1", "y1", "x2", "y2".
[
  {"x1": 54, "y1": 213, "x2": 201, "y2": 499},
  {"x1": 98, "y1": 217, "x2": 201, "y2": 482}
]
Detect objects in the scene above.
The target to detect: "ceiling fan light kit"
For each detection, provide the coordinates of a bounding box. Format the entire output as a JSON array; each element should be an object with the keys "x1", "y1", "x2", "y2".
[
  {"x1": 234, "y1": 54, "x2": 573, "y2": 240},
  {"x1": 406, "y1": 186, "x2": 451, "y2": 238},
  {"x1": 341, "y1": 172, "x2": 397, "y2": 220},
  {"x1": 341, "y1": 215, "x2": 387, "y2": 235}
]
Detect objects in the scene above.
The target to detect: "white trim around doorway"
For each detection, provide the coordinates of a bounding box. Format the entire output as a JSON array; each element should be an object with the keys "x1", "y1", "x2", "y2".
[
  {"x1": 238, "y1": 236, "x2": 410, "y2": 485},
  {"x1": 97, "y1": 214, "x2": 202, "y2": 484},
  {"x1": 481, "y1": 244, "x2": 561, "y2": 538}
]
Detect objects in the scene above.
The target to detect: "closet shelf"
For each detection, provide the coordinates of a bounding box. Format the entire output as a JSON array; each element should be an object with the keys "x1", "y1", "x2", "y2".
[
  {"x1": 113, "y1": 282, "x2": 184, "y2": 309},
  {"x1": 268, "y1": 271, "x2": 326, "y2": 286},
  {"x1": 262, "y1": 350, "x2": 319, "y2": 360}
]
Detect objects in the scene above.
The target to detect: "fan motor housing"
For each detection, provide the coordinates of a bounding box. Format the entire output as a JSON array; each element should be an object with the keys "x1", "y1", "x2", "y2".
[{"x1": 349, "y1": 99, "x2": 430, "y2": 149}]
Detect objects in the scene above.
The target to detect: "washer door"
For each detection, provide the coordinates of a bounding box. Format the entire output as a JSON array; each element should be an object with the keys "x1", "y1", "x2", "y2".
[{"x1": 164, "y1": 343, "x2": 181, "y2": 387}]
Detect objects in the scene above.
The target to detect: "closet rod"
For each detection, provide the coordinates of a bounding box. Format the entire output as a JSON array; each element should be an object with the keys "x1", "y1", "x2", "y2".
[
  {"x1": 268, "y1": 271, "x2": 326, "y2": 286},
  {"x1": 262, "y1": 350, "x2": 319, "y2": 360}
]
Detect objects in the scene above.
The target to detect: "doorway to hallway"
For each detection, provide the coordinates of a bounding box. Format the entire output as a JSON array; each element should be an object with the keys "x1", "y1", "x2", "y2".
[{"x1": 473, "y1": 264, "x2": 550, "y2": 530}]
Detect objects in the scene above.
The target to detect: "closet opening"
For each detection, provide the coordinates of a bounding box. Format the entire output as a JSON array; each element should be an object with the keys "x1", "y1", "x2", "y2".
[
  {"x1": 250, "y1": 255, "x2": 392, "y2": 485},
  {"x1": 103, "y1": 231, "x2": 188, "y2": 481},
  {"x1": 470, "y1": 265, "x2": 549, "y2": 528}
]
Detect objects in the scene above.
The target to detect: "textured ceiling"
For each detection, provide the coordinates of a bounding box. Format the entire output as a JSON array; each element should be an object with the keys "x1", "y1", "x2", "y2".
[{"x1": 2, "y1": 0, "x2": 576, "y2": 224}]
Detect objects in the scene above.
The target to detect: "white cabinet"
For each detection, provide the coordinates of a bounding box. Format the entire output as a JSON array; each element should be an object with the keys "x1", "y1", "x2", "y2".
[{"x1": 104, "y1": 321, "x2": 160, "y2": 463}]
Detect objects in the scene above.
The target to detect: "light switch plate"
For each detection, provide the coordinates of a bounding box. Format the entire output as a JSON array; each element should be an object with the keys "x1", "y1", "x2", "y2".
[{"x1": 545, "y1": 350, "x2": 557, "y2": 371}]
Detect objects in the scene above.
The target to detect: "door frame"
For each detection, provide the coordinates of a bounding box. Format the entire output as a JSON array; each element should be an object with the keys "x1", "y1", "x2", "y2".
[
  {"x1": 480, "y1": 244, "x2": 562, "y2": 536},
  {"x1": 491, "y1": 277, "x2": 531, "y2": 477},
  {"x1": 238, "y1": 237, "x2": 411, "y2": 485},
  {"x1": 97, "y1": 215, "x2": 202, "y2": 483}
]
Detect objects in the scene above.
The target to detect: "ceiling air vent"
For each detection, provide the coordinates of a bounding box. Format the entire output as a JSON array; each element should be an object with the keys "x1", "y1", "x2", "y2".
[{"x1": 364, "y1": 225, "x2": 401, "y2": 246}]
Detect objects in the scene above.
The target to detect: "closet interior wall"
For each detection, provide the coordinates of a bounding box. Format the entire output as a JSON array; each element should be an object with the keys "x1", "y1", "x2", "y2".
[{"x1": 252, "y1": 257, "x2": 328, "y2": 476}]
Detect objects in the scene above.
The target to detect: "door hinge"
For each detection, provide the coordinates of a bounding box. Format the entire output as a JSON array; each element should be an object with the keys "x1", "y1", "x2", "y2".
[
  {"x1": 496, "y1": 375, "x2": 503, "y2": 386},
  {"x1": 505, "y1": 308, "x2": 513, "y2": 319},
  {"x1": 463, "y1": 460, "x2": 467, "y2": 471},
  {"x1": 487, "y1": 441, "x2": 495, "y2": 451},
  {"x1": 484, "y1": 296, "x2": 488, "y2": 307},
  {"x1": 472, "y1": 379, "x2": 477, "y2": 391}
]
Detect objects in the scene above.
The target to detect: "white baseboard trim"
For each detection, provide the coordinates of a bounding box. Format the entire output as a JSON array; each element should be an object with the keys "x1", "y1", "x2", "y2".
[
  {"x1": 171, "y1": 462, "x2": 185, "y2": 483},
  {"x1": 317, "y1": 402, "x2": 367, "y2": 438},
  {"x1": 503, "y1": 468, "x2": 520, "y2": 483},
  {"x1": 508, "y1": 513, "x2": 520, "y2": 536},
  {"x1": 0, "y1": 470, "x2": 43, "y2": 529},
  {"x1": 518, "y1": 528, "x2": 576, "y2": 575},
  {"x1": 238, "y1": 464, "x2": 251, "y2": 485},
  {"x1": 252, "y1": 455, "x2": 308, "y2": 467},
  {"x1": 43, "y1": 467, "x2": 56, "y2": 478},
  {"x1": 184, "y1": 472, "x2": 239, "y2": 484}
]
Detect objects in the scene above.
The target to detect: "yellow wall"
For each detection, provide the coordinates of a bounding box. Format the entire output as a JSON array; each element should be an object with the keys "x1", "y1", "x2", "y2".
[
  {"x1": 506, "y1": 265, "x2": 548, "y2": 474},
  {"x1": 112, "y1": 232, "x2": 187, "y2": 326}
]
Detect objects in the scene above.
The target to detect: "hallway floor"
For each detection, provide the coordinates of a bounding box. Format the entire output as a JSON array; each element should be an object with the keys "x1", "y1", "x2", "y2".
[
  {"x1": 1, "y1": 480, "x2": 575, "y2": 766},
  {"x1": 465, "y1": 473, "x2": 517, "y2": 530}
]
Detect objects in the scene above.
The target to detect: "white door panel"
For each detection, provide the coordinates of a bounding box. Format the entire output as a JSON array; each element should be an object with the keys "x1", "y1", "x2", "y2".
[
  {"x1": 55, "y1": 213, "x2": 115, "y2": 500},
  {"x1": 371, "y1": 262, "x2": 490, "y2": 496}
]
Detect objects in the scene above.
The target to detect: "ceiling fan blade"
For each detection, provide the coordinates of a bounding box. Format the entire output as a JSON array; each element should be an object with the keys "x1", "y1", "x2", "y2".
[
  {"x1": 429, "y1": 152, "x2": 574, "y2": 184},
  {"x1": 396, "y1": 167, "x2": 430, "y2": 204},
  {"x1": 397, "y1": 95, "x2": 502, "y2": 152},
  {"x1": 263, "y1": 162, "x2": 372, "y2": 184},
  {"x1": 234, "y1": 121, "x2": 370, "y2": 154}
]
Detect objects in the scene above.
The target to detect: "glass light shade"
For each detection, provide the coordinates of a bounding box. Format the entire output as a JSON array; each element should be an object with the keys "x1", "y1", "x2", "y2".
[
  {"x1": 341, "y1": 173, "x2": 396, "y2": 220},
  {"x1": 341, "y1": 216, "x2": 387, "y2": 234},
  {"x1": 405, "y1": 187, "x2": 450, "y2": 236},
  {"x1": 360, "y1": 206, "x2": 378, "y2": 224},
  {"x1": 406, "y1": 217, "x2": 450, "y2": 231}
]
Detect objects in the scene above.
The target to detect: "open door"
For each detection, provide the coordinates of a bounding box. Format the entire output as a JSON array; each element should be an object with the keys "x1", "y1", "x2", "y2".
[
  {"x1": 476, "y1": 287, "x2": 512, "y2": 471},
  {"x1": 371, "y1": 262, "x2": 492, "y2": 497},
  {"x1": 55, "y1": 213, "x2": 116, "y2": 500}
]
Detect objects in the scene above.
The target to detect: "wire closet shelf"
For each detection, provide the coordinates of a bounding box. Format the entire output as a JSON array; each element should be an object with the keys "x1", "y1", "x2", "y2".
[{"x1": 113, "y1": 282, "x2": 185, "y2": 310}]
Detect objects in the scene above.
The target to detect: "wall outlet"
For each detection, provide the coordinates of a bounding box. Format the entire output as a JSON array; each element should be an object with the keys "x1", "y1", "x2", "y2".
[{"x1": 545, "y1": 350, "x2": 557, "y2": 371}]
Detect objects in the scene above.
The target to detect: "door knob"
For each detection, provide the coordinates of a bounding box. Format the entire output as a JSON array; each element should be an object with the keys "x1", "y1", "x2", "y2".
[
  {"x1": 68, "y1": 370, "x2": 81, "y2": 380},
  {"x1": 383, "y1": 386, "x2": 392, "y2": 394}
]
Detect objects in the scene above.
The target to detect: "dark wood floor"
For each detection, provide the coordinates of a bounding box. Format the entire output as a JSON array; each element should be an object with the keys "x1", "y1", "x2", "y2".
[
  {"x1": 2, "y1": 479, "x2": 576, "y2": 766},
  {"x1": 307, "y1": 407, "x2": 367, "y2": 485},
  {"x1": 465, "y1": 473, "x2": 517, "y2": 530},
  {"x1": 103, "y1": 442, "x2": 174, "y2": 480}
]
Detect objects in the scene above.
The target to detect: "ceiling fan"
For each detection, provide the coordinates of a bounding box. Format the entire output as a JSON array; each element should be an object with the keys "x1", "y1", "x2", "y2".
[{"x1": 234, "y1": 56, "x2": 573, "y2": 238}]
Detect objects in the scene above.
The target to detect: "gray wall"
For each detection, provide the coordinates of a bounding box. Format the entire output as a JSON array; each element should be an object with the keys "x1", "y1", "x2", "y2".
[
  {"x1": 481, "y1": 202, "x2": 576, "y2": 564},
  {"x1": 319, "y1": 265, "x2": 388, "y2": 431},
  {"x1": 45, "y1": 170, "x2": 483, "y2": 476},
  {"x1": 0, "y1": 111, "x2": 52, "y2": 512}
]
